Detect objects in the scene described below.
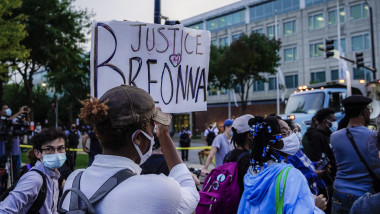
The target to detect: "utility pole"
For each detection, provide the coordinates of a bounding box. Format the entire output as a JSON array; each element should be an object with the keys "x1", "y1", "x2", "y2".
[
  {"x1": 364, "y1": 0, "x2": 376, "y2": 79},
  {"x1": 154, "y1": 0, "x2": 161, "y2": 24}
]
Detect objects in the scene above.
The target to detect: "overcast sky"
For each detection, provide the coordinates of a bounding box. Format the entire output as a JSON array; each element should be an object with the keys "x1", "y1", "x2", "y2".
[{"x1": 74, "y1": 0, "x2": 240, "y2": 50}]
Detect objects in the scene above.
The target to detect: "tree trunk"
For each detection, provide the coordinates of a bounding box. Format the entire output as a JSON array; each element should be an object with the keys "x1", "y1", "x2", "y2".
[{"x1": 0, "y1": 79, "x2": 3, "y2": 105}]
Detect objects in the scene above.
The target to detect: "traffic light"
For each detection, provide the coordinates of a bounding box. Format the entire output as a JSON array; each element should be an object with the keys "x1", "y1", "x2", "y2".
[
  {"x1": 355, "y1": 52, "x2": 364, "y2": 69},
  {"x1": 325, "y1": 39, "x2": 334, "y2": 58}
]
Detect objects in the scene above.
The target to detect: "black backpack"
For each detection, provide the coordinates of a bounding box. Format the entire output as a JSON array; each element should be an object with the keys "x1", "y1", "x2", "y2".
[
  {"x1": 68, "y1": 131, "x2": 79, "y2": 147},
  {"x1": 1, "y1": 169, "x2": 47, "y2": 214},
  {"x1": 206, "y1": 128, "x2": 216, "y2": 146},
  {"x1": 58, "y1": 169, "x2": 134, "y2": 214},
  {"x1": 179, "y1": 131, "x2": 190, "y2": 143}
]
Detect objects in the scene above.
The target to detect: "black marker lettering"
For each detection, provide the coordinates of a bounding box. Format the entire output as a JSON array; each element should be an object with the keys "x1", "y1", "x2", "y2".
[
  {"x1": 161, "y1": 63, "x2": 173, "y2": 105},
  {"x1": 156, "y1": 27, "x2": 169, "y2": 53},
  {"x1": 196, "y1": 68, "x2": 207, "y2": 102},
  {"x1": 196, "y1": 34, "x2": 203, "y2": 55},
  {"x1": 187, "y1": 66, "x2": 199, "y2": 100},
  {"x1": 168, "y1": 28, "x2": 179, "y2": 54},
  {"x1": 176, "y1": 65, "x2": 186, "y2": 103},
  {"x1": 131, "y1": 24, "x2": 146, "y2": 52},
  {"x1": 146, "y1": 27, "x2": 155, "y2": 51},
  {"x1": 147, "y1": 59, "x2": 158, "y2": 93},
  {"x1": 129, "y1": 57, "x2": 142, "y2": 86},
  {"x1": 184, "y1": 33, "x2": 193, "y2": 54}
]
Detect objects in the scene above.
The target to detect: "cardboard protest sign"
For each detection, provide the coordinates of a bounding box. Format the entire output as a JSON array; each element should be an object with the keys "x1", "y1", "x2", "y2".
[{"x1": 90, "y1": 21, "x2": 211, "y2": 113}]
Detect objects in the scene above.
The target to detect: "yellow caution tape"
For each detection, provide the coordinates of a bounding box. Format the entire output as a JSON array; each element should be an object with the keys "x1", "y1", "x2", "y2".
[{"x1": 20, "y1": 144, "x2": 210, "y2": 151}]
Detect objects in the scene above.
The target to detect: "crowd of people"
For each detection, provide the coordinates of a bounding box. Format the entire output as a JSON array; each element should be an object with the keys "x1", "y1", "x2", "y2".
[{"x1": 0, "y1": 84, "x2": 378, "y2": 213}]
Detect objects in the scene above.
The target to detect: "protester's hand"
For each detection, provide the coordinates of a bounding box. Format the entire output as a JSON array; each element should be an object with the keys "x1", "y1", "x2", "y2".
[
  {"x1": 154, "y1": 107, "x2": 172, "y2": 139},
  {"x1": 192, "y1": 173, "x2": 200, "y2": 186},
  {"x1": 83, "y1": 147, "x2": 90, "y2": 153},
  {"x1": 314, "y1": 194, "x2": 327, "y2": 211},
  {"x1": 201, "y1": 168, "x2": 209, "y2": 177},
  {"x1": 314, "y1": 170, "x2": 325, "y2": 178},
  {"x1": 18, "y1": 106, "x2": 28, "y2": 114}
]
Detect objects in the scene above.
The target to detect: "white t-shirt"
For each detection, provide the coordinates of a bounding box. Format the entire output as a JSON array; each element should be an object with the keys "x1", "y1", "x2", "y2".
[{"x1": 61, "y1": 155, "x2": 199, "y2": 214}]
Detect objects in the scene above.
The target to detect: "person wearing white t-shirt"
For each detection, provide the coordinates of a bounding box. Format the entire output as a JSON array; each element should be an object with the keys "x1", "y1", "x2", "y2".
[{"x1": 60, "y1": 85, "x2": 199, "y2": 214}]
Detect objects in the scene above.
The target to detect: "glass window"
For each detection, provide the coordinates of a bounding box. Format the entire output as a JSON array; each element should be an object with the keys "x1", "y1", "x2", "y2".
[
  {"x1": 188, "y1": 23, "x2": 203, "y2": 30},
  {"x1": 253, "y1": 80, "x2": 264, "y2": 91},
  {"x1": 208, "y1": 87, "x2": 217, "y2": 96},
  {"x1": 220, "y1": 37, "x2": 229, "y2": 47},
  {"x1": 284, "y1": 47, "x2": 297, "y2": 62},
  {"x1": 309, "y1": 13, "x2": 324, "y2": 30},
  {"x1": 232, "y1": 33, "x2": 243, "y2": 42},
  {"x1": 267, "y1": 24, "x2": 279, "y2": 39},
  {"x1": 309, "y1": 42, "x2": 324, "y2": 58},
  {"x1": 250, "y1": 0, "x2": 299, "y2": 22},
  {"x1": 211, "y1": 40, "x2": 217, "y2": 46},
  {"x1": 285, "y1": 74, "x2": 298, "y2": 88},
  {"x1": 285, "y1": 92, "x2": 325, "y2": 114},
  {"x1": 310, "y1": 71, "x2": 326, "y2": 83},
  {"x1": 283, "y1": 20, "x2": 296, "y2": 35},
  {"x1": 350, "y1": 3, "x2": 369, "y2": 20},
  {"x1": 353, "y1": 67, "x2": 371, "y2": 80},
  {"x1": 328, "y1": 8, "x2": 345, "y2": 25},
  {"x1": 234, "y1": 84, "x2": 241, "y2": 93},
  {"x1": 352, "y1": 34, "x2": 370, "y2": 51},
  {"x1": 252, "y1": 28, "x2": 263, "y2": 34},
  {"x1": 333, "y1": 38, "x2": 346, "y2": 53},
  {"x1": 269, "y1": 77, "x2": 277, "y2": 90},
  {"x1": 206, "y1": 10, "x2": 245, "y2": 31},
  {"x1": 331, "y1": 69, "x2": 339, "y2": 80}
]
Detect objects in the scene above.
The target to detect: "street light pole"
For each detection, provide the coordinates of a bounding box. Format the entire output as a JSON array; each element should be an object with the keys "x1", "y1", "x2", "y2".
[{"x1": 364, "y1": 0, "x2": 376, "y2": 79}]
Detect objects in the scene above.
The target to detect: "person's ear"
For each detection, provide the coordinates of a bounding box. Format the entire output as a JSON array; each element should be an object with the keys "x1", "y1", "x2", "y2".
[
  {"x1": 132, "y1": 130, "x2": 142, "y2": 145},
  {"x1": 33, "y1": 149, "x2": 42, "y2": 160}
]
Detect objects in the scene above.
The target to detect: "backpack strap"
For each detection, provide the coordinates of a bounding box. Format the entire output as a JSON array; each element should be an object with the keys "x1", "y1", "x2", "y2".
[
  {"x1": 69, "y1": 171, "x2": 84, "y2": 211},
  {"x1": 236, "y1": 151, "x2": 249, "y2": 163},
  {"x1": 27, "y1": 169, "x2": 47, "y2": 214},
  {"x1": 275, "y1": 167, "x2": 292, "y2": 214}
]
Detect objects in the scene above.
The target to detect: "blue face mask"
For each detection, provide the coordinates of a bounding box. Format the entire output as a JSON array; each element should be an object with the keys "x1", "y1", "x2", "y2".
[
  {"x1": 41, "y1": 153, "x2": 66, "y2": 169},
  {"x1": 329, "y1": 121, "x2": 338, "y2": 133},
  {"x1": 229, "y1": 131, "x2": 233, "y2": 137},
  {"x1": 5, "y1": 108, "x2": 11, "y2": 117}
]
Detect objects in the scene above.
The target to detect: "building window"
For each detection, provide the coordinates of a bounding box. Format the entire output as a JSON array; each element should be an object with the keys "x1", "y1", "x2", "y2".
[
  {"x1": 352, "y1": 34, "x2": 370, "y2": 51},
  {"x1": 253, "y1": 80, "x2": 264, "y2": 91},
  {"x1": 188, "y1": 23, "x2": 203, "y2": 30},
  {"x1": 284, "y1": 47, "x2": 297, "y2": 62},
  {"x1": 285, "y1": 74, "x2": 298, "y2": 88},
  {"x1": 219, "y1": 37, "x2": 229, "y2": 47},
  {"x1": 306, "y1": 0, "x2": 330, "y2": 7},
  {"x1": 234, "y1": 84, "x2": 242, "y2": 93},
  {"x1": 309, "y1": 42, "x2": 324, "y2": 58},
  {"x1": 310, "y1": 71, "x2": 326, "y2": 83},
  {"x1": 249, "y1": 0, "x2": 299, "y2": 22},
  {"x1": 211, "y1": 40, "x2": 217, "y2": 46},
  {"x1": 269, "y1": 77, "x2": 277, "y2": 90},
  {"x1": 232, "y1": 33, "x2": 243, "y2": 42},
  {"x1": 333, "y1": 38, "x2": 346, "y2": 53},
  {"x1": 267, "y1": 24, "x2": 279, "y2": 39},
  {"x1": 252, "y1": 28, "x2": 263, "y2": 34},
  {"x1": 328, "y1": 8, "x2": 345, "y2": 25},
  {"x1": 208, "y1": 87, "x2": 217, "y2": 96},
  {"x1": 283, "y1": 20, "x2": 296, "y2": 35},
  {"x1": 220, "y1": 88, "x2": 227, "y2": 95},
  {"x1": 309, "y1": 13, "x2": 324, "y2": 30},
  {"x1": 206, "y1": 10, "x2": 245, "y2": 31},
  {"x1": 331, "y1": 69, "x2": 339, "y2": 80},
  {"x1": 350, "y1": 3, "x2": 369, "y2": 20},
  {"x1": 353, "y1": 67, "x2": 371, "y2": 80}
]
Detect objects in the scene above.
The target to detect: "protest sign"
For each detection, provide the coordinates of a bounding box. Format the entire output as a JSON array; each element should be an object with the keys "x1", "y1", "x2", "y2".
[{"x1": 90, "y1": 21, "x2": 211, "y2": 113}]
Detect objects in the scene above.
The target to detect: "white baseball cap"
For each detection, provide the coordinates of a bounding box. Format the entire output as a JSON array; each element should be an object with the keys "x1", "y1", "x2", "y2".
[{"x1": 232, "y1": 114, "x2": 255, "y2": 134}]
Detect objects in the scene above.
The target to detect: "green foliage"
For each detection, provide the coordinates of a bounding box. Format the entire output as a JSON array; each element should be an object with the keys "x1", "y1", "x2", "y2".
[
  {"x1": 209, "y1": 33, "x2": 281, "y2": 113},
  {"x1": 3, "y1": 83, "x2": 53, "y2": 124}
]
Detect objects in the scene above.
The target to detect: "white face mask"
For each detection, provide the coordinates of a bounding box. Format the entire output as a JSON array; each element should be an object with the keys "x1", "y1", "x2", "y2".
[
  {"x1": 5, "y1": 108, "x2": 12, "y2": 117},
  {"x1": 132, "y1": 130, "x2": 154, "y2": 165},
  {"x1": 275, "y1": 133, "x2": 300, "y2": 156}
]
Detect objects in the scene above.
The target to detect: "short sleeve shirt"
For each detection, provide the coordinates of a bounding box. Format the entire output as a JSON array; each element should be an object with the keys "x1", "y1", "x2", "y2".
[{"x1": 212, "y1": 134, "x2": 231, "y2": 167}]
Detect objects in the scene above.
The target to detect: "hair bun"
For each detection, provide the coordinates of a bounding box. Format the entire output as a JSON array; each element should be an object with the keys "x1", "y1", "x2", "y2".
[{"x1": 78, "y1": 95, "x2": 109, "y2": 125}]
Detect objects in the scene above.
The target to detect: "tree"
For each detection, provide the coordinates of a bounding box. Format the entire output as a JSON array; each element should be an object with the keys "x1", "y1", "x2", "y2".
[
  {"x1": 0, "y1": 0, "x2": 29, "y2": 103},
  {"x1": 209, "y1": 33, "x2": 281, "y2": 114},
  {"x1": 10, "y1": 0, "x2": 91, "y2": 119}
]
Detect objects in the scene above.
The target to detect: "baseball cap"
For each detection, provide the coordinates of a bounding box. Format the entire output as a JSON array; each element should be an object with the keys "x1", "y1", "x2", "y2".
[
  {"x1": 232, "y1": 114, "x2": 254, "y2": 134},
  {"x1": 224, "y1": 119, "x2": 233, "y2": 127},
  {"x1": 99, "y1": 85, "x2": 171, "y2": 127}
]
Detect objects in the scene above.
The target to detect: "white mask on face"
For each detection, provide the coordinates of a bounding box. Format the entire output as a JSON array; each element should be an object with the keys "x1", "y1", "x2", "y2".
[
  {"x1": 132, "y1": 130, "x2": 154, "y2": 165},
  {"x1": 329, "y1": 121, "x2": 338, "y2": 133},
  {"x1": 275, "y1": 133, "x2": 300, "y2": 156}
]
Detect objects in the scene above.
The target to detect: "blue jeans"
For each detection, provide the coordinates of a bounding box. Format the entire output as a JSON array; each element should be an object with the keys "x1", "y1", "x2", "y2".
[{"x1": 331, "y1": 190, "x2": 360, "y2": 214}]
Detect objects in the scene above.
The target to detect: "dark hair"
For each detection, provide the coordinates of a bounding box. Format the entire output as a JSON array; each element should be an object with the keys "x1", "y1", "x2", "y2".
[
  {"x1": 31, "y1": 128, "x2": 67, "y2": 151},
  {"x1": 231, "y1": 116, "x2": 263, "y2": 150},
  {"x1": 315, "y1": 108, "x2": 335, "y2": 123},
  {"x1": 79, "y1": 96, "x2": 153, "y2": 151},
  {"x1": 250, "y1": 116, "x2": 284, "y2": 166},
  {"x1": 345, "y1": 106, "x2": 366, "y2": 119}
]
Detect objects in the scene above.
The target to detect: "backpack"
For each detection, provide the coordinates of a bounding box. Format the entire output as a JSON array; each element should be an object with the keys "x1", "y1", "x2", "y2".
[
  {"x1": 58, "y1": 169, "x2": 134, "y2": 214},
  {"x1": 180, "y1": 131, "x2": 190, "y2": 143},
  {"x1": 1, "y1": 169, "x2": 47, "y2": 214},
  {"x1": 206, "y1": 129, "x2": 216, "y2": 146},
  {"x1": 68, "y1": 131, "x2": 79, "y2": 147},
  {"x1": 196, "y1": 153, "x2": 247, "y2": 214}
]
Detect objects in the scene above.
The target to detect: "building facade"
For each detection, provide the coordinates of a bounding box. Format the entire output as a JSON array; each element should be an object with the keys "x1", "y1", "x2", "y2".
[{"x1": 180, "y1": 0, "x2": 379, "y2": 134}]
